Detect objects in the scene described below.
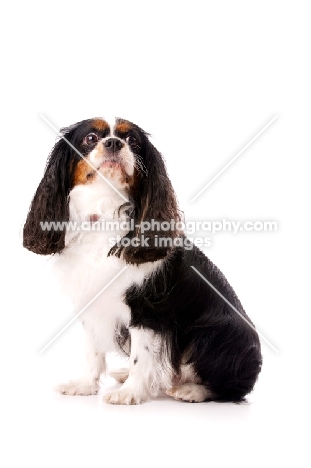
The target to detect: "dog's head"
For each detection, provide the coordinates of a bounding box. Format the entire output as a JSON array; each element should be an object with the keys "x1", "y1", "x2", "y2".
[{"x1": 23, "y1": 117, "x2": 181, "y2": 263}]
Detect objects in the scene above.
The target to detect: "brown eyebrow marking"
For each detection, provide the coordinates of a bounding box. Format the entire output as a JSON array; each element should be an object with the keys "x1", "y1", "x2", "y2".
[
  {"x1": 115, "y1": 121, "x2": 132, "y2": 134},
  {"x1": 92, "y1": 119, "x2": 110, "y2": 131}
]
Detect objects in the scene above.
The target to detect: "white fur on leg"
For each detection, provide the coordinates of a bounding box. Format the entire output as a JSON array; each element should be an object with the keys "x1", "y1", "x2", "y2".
[
  {"x1": 166, "y1": 383, "x2": 212, "y2": 403},
  {"x1": 104, "y1": 328, "x2": 170, "y2": 405},
  {"x1": 104, "y1": 328, "x2": 151, "y2": 405}
]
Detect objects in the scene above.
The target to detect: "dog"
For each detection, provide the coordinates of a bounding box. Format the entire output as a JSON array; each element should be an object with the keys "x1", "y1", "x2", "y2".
[{"x1": 23, "y1": 117, "x2": 262, "y2": 404}]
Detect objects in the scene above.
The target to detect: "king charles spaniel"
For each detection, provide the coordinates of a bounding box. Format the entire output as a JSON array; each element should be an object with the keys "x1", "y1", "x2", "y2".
[{"x1": 23, "y1": 117, "x2": 262, "y2": 404}]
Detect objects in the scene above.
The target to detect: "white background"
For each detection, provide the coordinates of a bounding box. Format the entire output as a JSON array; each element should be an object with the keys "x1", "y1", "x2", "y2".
[{"x1": 1, "y1": 1, "x2": 310, "y2": 466}]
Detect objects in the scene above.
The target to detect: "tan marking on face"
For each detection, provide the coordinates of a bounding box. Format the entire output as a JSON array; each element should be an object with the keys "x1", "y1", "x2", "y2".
[
  {"x1": 73, "y1": 159, "x2": 96, "y2": 185},
  {"x1": 92, "y1": 119, "x2": 110, "y2": 132},
  {"x1": 115, "y1": 121, "x2": 132, "y2": 134}
]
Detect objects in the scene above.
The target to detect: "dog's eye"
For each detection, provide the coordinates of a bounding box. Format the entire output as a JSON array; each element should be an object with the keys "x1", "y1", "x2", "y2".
[
  {"x1": 83, "y1": 133, "x2": 99, "y2": 146},
  {"x1": 126, "y1": 135, "x2": 138, "y2": 146}
]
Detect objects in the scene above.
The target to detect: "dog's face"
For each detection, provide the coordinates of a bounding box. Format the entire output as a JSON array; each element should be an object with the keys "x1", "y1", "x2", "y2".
[
  {"x1": 23, "y1": 116, "x2": 180, "y2": 261},
  {"x1": 71, "y1": 118, "x2": 144, "y2": 191}
]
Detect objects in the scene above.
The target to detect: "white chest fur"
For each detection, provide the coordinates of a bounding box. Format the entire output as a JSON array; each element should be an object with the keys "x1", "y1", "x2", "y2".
[{"x1": 54, "y1": 179, "x2": 161, "y2": 353}]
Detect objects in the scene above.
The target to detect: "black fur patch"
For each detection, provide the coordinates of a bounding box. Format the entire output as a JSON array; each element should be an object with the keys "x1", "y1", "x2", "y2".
[{"x1": 125, "y1": 244, "x2": 262, "y2": 402}]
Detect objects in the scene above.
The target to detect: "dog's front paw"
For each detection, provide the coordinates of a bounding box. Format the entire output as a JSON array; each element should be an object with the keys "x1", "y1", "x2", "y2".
[
  {"x1": 55, "y1": 379, "x2": 99, "y2": 396},
  {"x1": 103, "y1": 388, "x2": 149, "y2": 405}
]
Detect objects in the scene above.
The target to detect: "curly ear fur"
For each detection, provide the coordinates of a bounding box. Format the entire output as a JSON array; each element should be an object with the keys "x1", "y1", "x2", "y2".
[
  {"x1": 110, "y1": 134, "x2": 182, "y2": 264},
  {"x1": 23, "y1": 126, "x2": 79, "y2": 255}
]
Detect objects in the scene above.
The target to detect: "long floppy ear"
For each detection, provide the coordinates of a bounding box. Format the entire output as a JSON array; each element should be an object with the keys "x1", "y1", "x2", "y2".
[
  {"x1": 23, "y1": 127, "x2": 78, "y2": 255},
  {"x1": 110, "y1": 135, "x2": 181, "y2": 264}
]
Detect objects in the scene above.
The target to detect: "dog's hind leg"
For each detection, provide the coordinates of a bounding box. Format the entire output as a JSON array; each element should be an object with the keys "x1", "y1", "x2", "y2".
[
  {"x1": 109, "y1": 368, "x2": 129, "y2": 384},
  {"x1": 166, "y1": 383, "x2": 213, "y2": 403}
]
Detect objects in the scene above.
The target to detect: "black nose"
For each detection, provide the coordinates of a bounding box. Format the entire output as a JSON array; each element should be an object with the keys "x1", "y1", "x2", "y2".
[{"x1": 104, "y1": 138, "x2": 124, "y2": 152}]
